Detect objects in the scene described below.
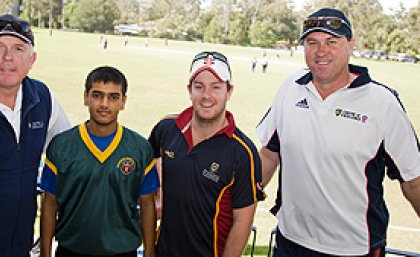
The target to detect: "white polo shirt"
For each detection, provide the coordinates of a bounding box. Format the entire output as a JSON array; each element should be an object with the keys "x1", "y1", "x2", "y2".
[
  {"x1": 257, "y1": 65, "x2": 420, "y2": 255},
  {"x1": 0, "y1": 84, "x2": 71, "y2": 149}
]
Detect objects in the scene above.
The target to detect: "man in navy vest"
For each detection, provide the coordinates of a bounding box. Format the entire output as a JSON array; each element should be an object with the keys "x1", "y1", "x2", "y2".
[{"x1": 0, "y1": 14, "x2": 71, "y2": 257}]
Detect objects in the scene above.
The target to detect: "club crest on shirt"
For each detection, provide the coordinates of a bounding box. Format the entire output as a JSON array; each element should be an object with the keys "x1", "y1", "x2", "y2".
[
  {"x1": 202, "y1": 162, "x2": 220, "y2": 183},
  {"x1": 164, "y1": 150, "x2": 175, "y2": 159},
  {"x1": 117, "y1": 157, "x2": 136, "y2": 175},
  {"x1": 335, "y1": 108, "x2": 368, "y2": 124}
]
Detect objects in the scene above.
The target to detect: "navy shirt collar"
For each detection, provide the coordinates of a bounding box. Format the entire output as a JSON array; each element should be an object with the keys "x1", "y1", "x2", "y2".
[{"x1": 296, "y1": 64, "x2": 371, "y2": 88}]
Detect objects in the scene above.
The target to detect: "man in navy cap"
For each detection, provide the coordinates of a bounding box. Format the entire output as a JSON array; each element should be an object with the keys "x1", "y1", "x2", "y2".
[
  {"x1": 257, "y1": 7, "x2": 420, "y2": 257},
  {"x1": 0, "y1": 14, "x2": 70, "y2": 257}
]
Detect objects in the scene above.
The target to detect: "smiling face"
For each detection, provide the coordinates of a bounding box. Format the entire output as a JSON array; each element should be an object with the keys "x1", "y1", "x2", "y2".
[
  {"x1": 304, "y1": 31, "x2": 354, "y2": 94},
  {"x1": 84, "y1": 81, "x2": 126, "y2": 136},
  {"x1": 0, "y1": 35, "x2": 36, "y2": 90},
  {"x1": 188, "y1": 69, "x2": 233, "y2": 125}
]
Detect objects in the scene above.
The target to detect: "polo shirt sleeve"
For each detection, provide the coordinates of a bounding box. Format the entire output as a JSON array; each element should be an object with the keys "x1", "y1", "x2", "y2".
[
  {"x1": 256, "y1": 85, "x2": 285, "y2": 153},
  {"x1": 139, "y1": 164, "x2": 160, "y2": 195},
  {"x1": 40, "y1": 137, "x2": 59, "y2": 195},
  {"x1": 44, "y1": 92, "x2": 72, "y2": 152},
  {"x1": 382, "y1": 95, "x2": 420, "y2": 182},
  {"x1": 149, "y1": 120, "x2": 165, "y2": 158},
  {"x1": 231, "y1": 136, "x2": 263, "y2": 208}
]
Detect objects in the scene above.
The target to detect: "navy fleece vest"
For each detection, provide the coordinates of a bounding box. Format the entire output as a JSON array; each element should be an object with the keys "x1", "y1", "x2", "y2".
[{"x1": 0, "y1": 77, "x2": 52, "y2": 257}]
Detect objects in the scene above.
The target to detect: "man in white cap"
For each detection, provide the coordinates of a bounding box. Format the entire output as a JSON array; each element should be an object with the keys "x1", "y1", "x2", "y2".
[
  {"x1": 256, "y1": 7, "x2": 420, "y2": 257},
  {"x1": 0, "y1": 14, "x2": 70, "y2": 257},
  {"x1": 149, "y1": 51, "x2": 264, "y2": 257}
]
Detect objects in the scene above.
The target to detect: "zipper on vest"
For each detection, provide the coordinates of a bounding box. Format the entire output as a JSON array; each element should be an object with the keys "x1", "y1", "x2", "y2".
[{"x1": 11, "y1": 141, "x2": 22, "y2": 249}]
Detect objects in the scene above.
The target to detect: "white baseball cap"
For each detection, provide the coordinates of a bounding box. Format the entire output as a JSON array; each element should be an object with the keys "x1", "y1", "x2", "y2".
[{"x1": 189, "y1": 51, "x2": 232, "y2": 84}]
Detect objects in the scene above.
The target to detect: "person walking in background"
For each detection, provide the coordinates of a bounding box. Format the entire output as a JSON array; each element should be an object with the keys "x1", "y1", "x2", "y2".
[
  {"x1": 40, "y1": 66, "x2": 158, "y2": 257},
  {"x1": 260, "y1": 52, "x2": 268, "y2": 73},
  {"x1": 124, "y1": 35, "x2": 129, "y2": 46},
  {"x1": 251, "y1": 57, "x2": 257, "y2": 72},
  {"x1": 0, "y1": 14, "x2": 71, "y2": 257},
  {"x1": 149, "y1": 51, "x2": 264, "y2": 257},
  {"x1": 102, "y1": 37, "x2": 108, "y2": 50},
  {"x1": 257, "y1": 7, "x2": 420, "y2": 257}
]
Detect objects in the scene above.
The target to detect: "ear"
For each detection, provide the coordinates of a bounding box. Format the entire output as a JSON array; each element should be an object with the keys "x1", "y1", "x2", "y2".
[
  {"x1": 83, "y1": 91, "x2": 88, "y2": 106},
  {"x1": 120, "y1": 95, "x2": 127, "y2": 110},
  {"x1": 187, "y1": 84, "x2": 193, "y2": 100},
  {"x1": 29, "y1": 51, "x2": 37, "y2": 67},
  {"x1": 226, "y1": 84, "x2": 234, "y2": 101}
]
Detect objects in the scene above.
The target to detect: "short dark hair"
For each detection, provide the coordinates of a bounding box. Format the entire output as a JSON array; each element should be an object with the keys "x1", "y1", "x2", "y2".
[{"x1": 85, "y1": 66, "x2": 128, "y2": 96}]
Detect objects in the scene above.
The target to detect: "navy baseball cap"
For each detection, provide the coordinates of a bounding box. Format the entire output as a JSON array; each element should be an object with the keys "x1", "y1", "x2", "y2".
[
  {"x1": 0, "y1": 14, "x2": 34, "y2": 46},
  {"x1": 299, "y1": 8, "x2": 352, "y2": 41}
]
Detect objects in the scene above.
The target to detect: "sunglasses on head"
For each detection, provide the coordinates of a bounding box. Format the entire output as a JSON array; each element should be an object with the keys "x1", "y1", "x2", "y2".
[
  {"x1": 303, "y1": 17, "x2": 350, "y2": 31},
  {"x1": 190, "y1": 51, "x2": 231, "y2": 75},
  {"x1": 0, "y1": 19, "x2": 32, "y2": 38},
  {"x1": 192, "y1": 51, "x2": 229, "y2": 66}
]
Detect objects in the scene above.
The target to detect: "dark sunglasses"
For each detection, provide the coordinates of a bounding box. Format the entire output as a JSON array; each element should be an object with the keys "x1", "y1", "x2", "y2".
[
  {"x1": 0, "y1": 19, "x2": 33, "y2": 38},
  {"x1": 303, "y1": 17, "x2": 350, "y2": 31}
]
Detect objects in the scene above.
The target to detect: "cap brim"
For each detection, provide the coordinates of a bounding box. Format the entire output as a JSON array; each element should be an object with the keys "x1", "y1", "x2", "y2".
[
  {"x1": 189, "y1": 58, "x2": 231, "y2": 83},
  {"x1": 0, "y1": 31, "x2": 32, "y2": 45},
  {"x1": 190, "y1": 67, "x2": 227, "y2": 83},
  {"x1": 299, "y1": 27, "x2": 346, "y2": 41}
]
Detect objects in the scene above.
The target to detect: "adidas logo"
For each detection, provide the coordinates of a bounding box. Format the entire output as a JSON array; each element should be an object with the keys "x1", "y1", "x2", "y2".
[{"x1": 295, "y1": 98, "x2": 309, "y2": 109}]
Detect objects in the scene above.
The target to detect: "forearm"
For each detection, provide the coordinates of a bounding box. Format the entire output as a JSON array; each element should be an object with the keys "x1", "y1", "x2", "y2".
[
  {"x1": 40, "y1": 192, "x2": 58, "y2": 257},
  {"x1": 259, "y1": 147, "x2": 280, "y2": 187},
  {"x1": 222, "y1": 204, "x2": 256, "y2": 257},
  {"x1": 140, "y1": 194, "x2": 157, "y2": 257},
  {"x1": 401, "y1": 176, "x2": 420, "y2": 217}
]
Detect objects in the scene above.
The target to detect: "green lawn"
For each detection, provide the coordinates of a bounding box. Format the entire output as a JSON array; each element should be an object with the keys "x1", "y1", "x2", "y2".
[{"x1": 30, "y1": 29, "x2": 420, "y2": 254}]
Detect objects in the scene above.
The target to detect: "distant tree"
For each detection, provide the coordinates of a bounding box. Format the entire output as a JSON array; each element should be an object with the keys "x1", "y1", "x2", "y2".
[
  {"x1": 211, "y1": 0, "x2": 234, "y2": 42},
  {"x1": 203, "y1": 17, "x2": 224, "y2": 43},
  {"x1": 152, "y1": 14, "x2": 178, "y2": 38},
  {"x1": 227, "y1": 12, "x2": 250, "y2": 45},
  {"x1": 147, "y1": 0, "x2": 200, "y2": 39},
  {"x1": 387, "y1": 29, "x2": 410, "y2": 54},
  {"x1": 116, "y1": 0, "x2": 140, "y2": 24},
  {"x1": 68, "y1": 0, "x2": 120, "y2": 32},
  {"x1": 0, "y1": 0, "x2": 14, "y2": 14},
  {"x1": 259, "y1": 0, "x2": 298, "y2": 45},
  {"x1": 406, "y1": 3, "x2": 420, "y2": 53},
  {"x1": 249, "y1": 20, "x2": 276, "y2": 47},
  {"x1": 21, "y1": 0, "x2": 50, "y2": 27},
  {"x1": 63, "y1": 0, "x2": 80, "y2": 28}
]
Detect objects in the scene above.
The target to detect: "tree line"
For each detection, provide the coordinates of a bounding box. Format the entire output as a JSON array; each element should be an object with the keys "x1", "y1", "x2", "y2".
[{"x1": 1, "y1": 0, "x2": 420, "y2": 54}]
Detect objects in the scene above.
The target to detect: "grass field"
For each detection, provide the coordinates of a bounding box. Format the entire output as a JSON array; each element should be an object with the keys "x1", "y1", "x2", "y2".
[{"x1": 30, "y1": 29, "x2": 420, "y2": 254}]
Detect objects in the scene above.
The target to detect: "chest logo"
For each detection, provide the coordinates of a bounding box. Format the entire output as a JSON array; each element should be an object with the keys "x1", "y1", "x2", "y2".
[
  {"x1": 28, "y1": 121, "x2": 44, "y2": 129},
  {"x1": 295, "y1": 98, "x2": 309, "y2": 109},
  {"x1": 202, "y1": 162, "x2": 221, "y2": 183},
  {"x1": 335, "y1": 108, "x2": 368, "y2": 124},
  {"x1": 164, "y1": 150, "x2": 175, "y2": 159},
  {"x1": 117, "y1": 157, "x2": 136, "y2": 175}
]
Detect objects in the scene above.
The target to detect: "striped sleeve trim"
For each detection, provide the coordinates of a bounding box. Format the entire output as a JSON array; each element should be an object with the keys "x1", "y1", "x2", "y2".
[
  {"x1": 144, "y1": 159, "x2": 156, "y2": 176},
  {"x1": 232, "y1": 134, "x2": 257, "y2": 202},
  {"x1": 44, "y1": 157, "x2": 58, "y2": 175}
]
